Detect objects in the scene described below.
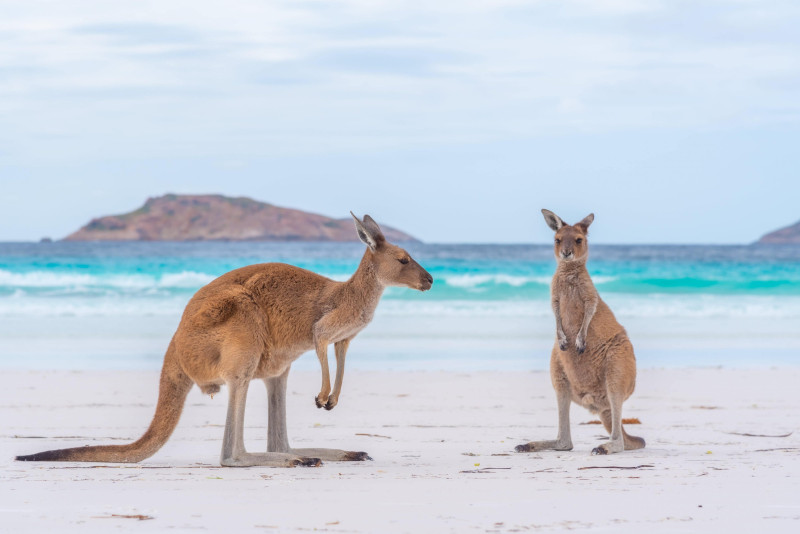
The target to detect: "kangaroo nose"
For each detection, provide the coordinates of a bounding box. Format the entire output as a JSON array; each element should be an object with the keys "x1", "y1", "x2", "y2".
[{"x1": 426, "y1": 273, "x2": 433, "y2": 284}]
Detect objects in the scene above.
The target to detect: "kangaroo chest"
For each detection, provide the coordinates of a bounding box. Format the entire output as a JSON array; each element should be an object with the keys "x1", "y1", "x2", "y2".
[
  {"x1": 315, "y1": 297, "x2": 380, "y2": 344},
  {"x1": 553, "y1": 282, "x2": 593, "y2": 336},
  {"x1": 331, "y1": 307, "x2": 376, "y2": 341},
  {"x1": 323, "y1": 322, "x2": 364, "y2": 345}
]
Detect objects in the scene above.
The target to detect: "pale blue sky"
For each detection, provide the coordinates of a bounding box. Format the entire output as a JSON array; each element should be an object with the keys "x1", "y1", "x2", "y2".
[{"x1": 1, "y1": 0, "x2": 799, "y2": 243}]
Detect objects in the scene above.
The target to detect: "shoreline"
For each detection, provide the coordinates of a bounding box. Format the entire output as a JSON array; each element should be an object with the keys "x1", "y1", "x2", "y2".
[
  {"x1": 2, "y1": 313, "x2": 799, "y2": 372},
  {"x1": 3, "y1": 368, "x2": 799, "y2": 532}
]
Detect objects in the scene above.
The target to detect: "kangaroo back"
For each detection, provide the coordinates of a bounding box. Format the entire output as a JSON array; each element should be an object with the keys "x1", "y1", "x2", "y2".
[{"x1": 16, "y1": 342, "x2": 192, "y2": 463}]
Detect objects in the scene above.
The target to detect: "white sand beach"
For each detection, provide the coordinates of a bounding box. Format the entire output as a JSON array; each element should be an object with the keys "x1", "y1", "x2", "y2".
[{"x1": 2, "y1": 367, "x2": 799, "y2": 533}]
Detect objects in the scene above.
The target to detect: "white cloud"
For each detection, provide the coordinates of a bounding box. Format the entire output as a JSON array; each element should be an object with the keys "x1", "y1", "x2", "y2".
[{"x1": 0, "y1": 0, "x2": 798, "y2": 162}]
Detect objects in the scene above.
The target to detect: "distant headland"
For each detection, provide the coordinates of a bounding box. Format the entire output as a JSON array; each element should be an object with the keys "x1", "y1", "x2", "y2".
[
  {"x1": 757, "y1": 218, "x2": 800, "y2": 245},
  {"x1": 63, "y1": 194, "x2": 419, "y2": 242}
]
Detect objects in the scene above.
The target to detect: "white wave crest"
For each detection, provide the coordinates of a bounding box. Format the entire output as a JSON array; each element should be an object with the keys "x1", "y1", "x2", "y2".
[
  {"x1": 157, "y1": 271, "x2": 216, "y2": 288},
  {"x1": 443, "y1": 274, "x2": 551, "y2": 288},
  {"x1": 0, "y1": 269, "x2": 97, "y2": 287},
  {"x1": 0, "y1": 269, "x2": 620, "y2": 292},
  {"x1": 0, "y1": 269, "x2": 215, "y2": 290},
  {"x1": 441, "y1": 273, "x2": 618, "y2": 288},
  {"x1": 591, "y1": 276, "x2": 619, "y2": 285},
  {"x1": 0, "y1": 297, "x2": 188, "y2": 317}
]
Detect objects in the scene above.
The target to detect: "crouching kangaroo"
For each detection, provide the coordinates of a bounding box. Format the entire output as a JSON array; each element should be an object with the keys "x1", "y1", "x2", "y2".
[
  {"x1": 16, "y1": 213, "x2": 433, "y2": 467},
  {"x1": 516, "y1": 210, "x2": 645, "y2": 455}
]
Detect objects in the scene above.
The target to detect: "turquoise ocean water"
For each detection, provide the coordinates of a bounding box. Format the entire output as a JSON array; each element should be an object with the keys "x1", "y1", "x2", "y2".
[{"x1": 1, "y1": 242, "x2": 799, "y2": 370}]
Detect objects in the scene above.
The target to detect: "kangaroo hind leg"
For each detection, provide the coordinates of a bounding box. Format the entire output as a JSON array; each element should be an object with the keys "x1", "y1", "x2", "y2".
[
  {"x1": 598, "y1": 409, "x2": 645, "y2": 451},
  {"x1": 591, "y1": 390, "x2": 626, "y2": 455},
  {"x1": 593, "y1": 341, "x2": 644, "y2": 454},
  {"x1": 216, "y1": 341, "x2": 320, "y2": 468},
  {"x1": 219, "y1": 376, "x2": 321, "y2": 468},
  {"x1": 516, "y1": 366, "x2": 573, "y2": 453},
  {"x1": 265, "y1": 369, "x2": 371, "y2": 462}
]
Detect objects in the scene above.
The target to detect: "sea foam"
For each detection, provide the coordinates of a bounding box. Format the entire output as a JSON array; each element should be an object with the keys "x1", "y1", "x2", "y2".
[{"x1": 0, "y1": 269, "x2": 215, "y2": 290}]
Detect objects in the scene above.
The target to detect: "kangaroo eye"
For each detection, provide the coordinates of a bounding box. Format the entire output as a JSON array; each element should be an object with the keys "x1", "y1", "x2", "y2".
[
  {"x1": 398, "y1": 257, "x2": 410, "y2": 265},
  {"x1": 576, "y1": 238, "x2": 583, "y2": 244},
  {"x1": 555, "y1": 239, "x2": 561, "y2": 244}
]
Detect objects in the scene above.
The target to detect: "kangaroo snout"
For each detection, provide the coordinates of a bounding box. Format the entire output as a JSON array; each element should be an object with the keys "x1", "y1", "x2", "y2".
[{"x1": 419, "y1": 272, "x2": 434, "y2": 291}]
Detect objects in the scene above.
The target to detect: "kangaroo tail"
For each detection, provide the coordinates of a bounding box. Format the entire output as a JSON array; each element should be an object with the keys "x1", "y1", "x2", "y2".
[
  {"x1": 16, "y1": 342, "x2": 193, "y2": 463},
  {"x1": 622, "y1": 426, "x2": 646, "y2": 450}
]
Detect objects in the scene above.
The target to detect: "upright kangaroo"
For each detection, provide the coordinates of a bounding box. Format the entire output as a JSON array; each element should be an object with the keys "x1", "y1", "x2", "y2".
[
  {"x1": 516, "y1": 210, "x2": 645, "y2": 455},
  {"x1": 16, "y1": 213, "x2": 433, "y2": 467}
]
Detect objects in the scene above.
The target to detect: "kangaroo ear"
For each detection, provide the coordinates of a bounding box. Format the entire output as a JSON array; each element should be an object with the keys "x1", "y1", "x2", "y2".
[
  {"x1": 362, "y1": 214, "x2": 386, "y2": 246},
  {"x1": 350, "y1": 212, "x2": 385, "y2": 250},
  {"x1": 541, "y1": 209, "x2": 564, "y2": 232},
  {"x1": 576, "y1": 213, "x2": 594, "y2": 231}
]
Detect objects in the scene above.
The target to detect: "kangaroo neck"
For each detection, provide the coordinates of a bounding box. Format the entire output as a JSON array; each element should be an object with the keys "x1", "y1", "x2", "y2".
[
  {"x1": 555, "y1": 259, "x2": 589, "y2": 278},
  {"x1": 343, "y1": 249, "x2": 385, "y2": 309}
]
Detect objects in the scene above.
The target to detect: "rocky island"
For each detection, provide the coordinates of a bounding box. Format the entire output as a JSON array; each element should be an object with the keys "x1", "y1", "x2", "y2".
[
  {"x1": 757, "y1": 218, "x2": 800, "y2": 244},
  {"x1": 64, "y1": 194, "x2": 418, "y2": 242}
]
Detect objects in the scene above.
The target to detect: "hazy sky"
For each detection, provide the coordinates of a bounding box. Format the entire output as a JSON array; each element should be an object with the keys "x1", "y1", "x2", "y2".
[{"x1": 2, "y1": 0, "x2": 799, "y2": 243}]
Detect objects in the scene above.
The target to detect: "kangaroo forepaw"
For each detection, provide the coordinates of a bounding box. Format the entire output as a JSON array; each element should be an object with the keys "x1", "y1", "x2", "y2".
[
  {"x1": 324, "y1": 397, "x2": 337, "y2": 411},
  {"x1": 315, "y1": 395, "x2": 325, "y2": 409}
]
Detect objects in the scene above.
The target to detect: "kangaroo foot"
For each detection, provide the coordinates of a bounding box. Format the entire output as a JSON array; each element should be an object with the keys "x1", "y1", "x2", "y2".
[
  {"x1": 296, "y1": 456, "x2": 323, "y2": 466},
  {"x1": 291, "y1": 447, "x2": 372, "y2": 462},
  {"x1": 220, "y1": 452, "x2": 322, "y2": 468},
  {"x1": 342, "y1": 450, "x2": 371, "y2": 461},
  {"x1": 515, "y1": 439, "x2": 573, "y2": 453},
  {"x1": 591, "y1": 439, "x2": 624, "y2": 455}
]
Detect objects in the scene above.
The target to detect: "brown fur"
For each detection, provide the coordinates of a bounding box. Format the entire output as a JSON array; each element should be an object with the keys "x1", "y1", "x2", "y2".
[
  {"x1": 16, "y1": 213, "x2": 432, "y2": 466},
  {"x1": 515, "y1": 210, "x2": 645, "y2": 455}
]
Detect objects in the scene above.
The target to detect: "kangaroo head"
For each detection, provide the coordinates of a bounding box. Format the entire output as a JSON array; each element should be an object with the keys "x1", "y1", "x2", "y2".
[
  {"x1": 541, "y1": 209, "x2": 594, "y2": 263},
  {"x1": 351, "y1": 212, "x2": 433, "y2": 291}
]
